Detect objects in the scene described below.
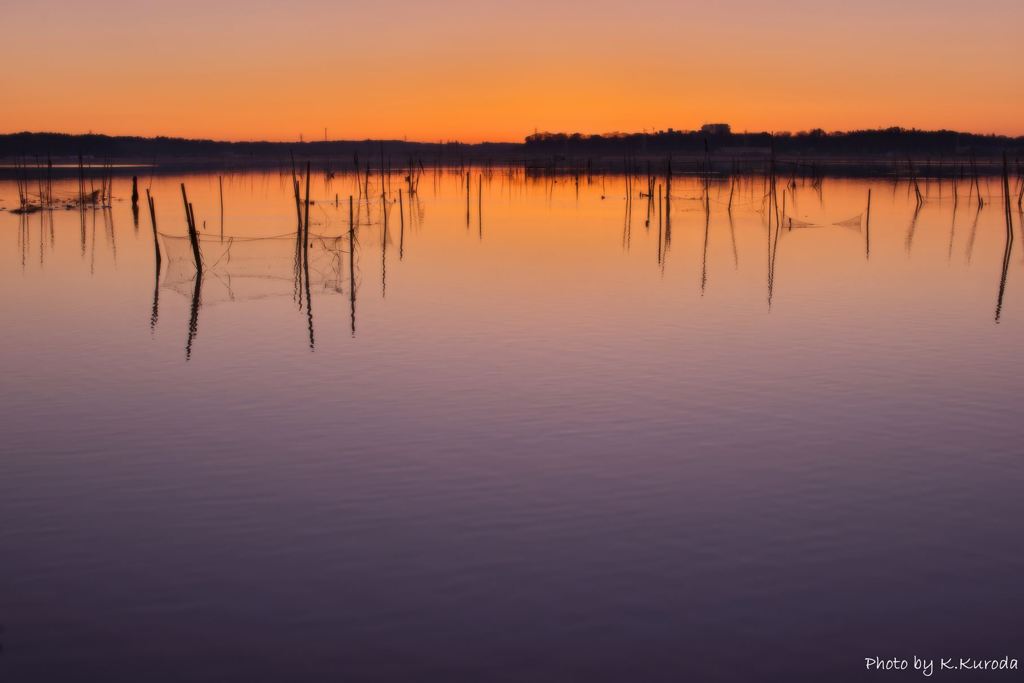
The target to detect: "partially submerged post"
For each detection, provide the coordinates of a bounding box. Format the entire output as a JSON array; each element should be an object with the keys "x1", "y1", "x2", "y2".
[
  {"x1": 349, "y1": 195, "x2": 357, "y2": 335},
  {"x1": 46, "y1": 155, "x2": 53, "y2": 209},
  {"x1": 865, "y1": 188, "x2": 872, "y2": 259},
  {"x1": 146, "y1": 189, "x2": 161, "y2": 330},
  {"x1": 398, "y1": 188, "x2": 405, "y2": 260},
  {"x1": 381, "y1": 192, "x2": 388, "y2": 297},
  {"x1": 303, "y1": 161, "x2": 311, "y2": 241},
  {"x1": 1002, "y1": 153, "x2": 1014, "y2": 241},
  {"x1": 146, "y1": 189, "x2": 161, "y2": 272},
  {"x1": 131, "y1": 176, "x2": 140, "y2": 214},
  {"x1": 180, "y1": 183, "x2": 202, "y2": 273},
  {"x1": 303, "y1": 170, "x2": 314, "y2": 350},
  {"x1": 700, "y1": 197, "x2": 710, "y2": 293},
  {"x1": 656, "y1": 183, "x2": 663, "y2": 265},
  {"x1": 219, "y1": 176, "x2": 225, "y2": 242},
  {"x1": 664, "y1": 157, "x2": 672, "y2": 238},
  {"x1": 970, "y1": 156, "x2": 984, "y2": 209},
  {"x1": 77, "y1": 155, "x2": 85, "y2": 207},
  {"x1": 291, "y1": 154, "x2": 302, "y2": 230},
  {"x1": 995, "y1": 153, "x2": 1014, "y2": 322}
]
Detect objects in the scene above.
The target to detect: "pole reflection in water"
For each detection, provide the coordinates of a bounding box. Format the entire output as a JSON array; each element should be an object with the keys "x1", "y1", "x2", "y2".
[{"x1": 185, "y1": 270, "x2": 202, "y2": 360}]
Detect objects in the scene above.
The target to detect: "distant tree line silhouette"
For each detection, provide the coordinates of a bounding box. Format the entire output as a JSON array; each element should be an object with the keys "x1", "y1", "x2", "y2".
[
  {"x1": 1, "y1": 127, "x2": 1021, "y2": 173},
  {"x1": 0, "y1": 132, "x2": 518, "y2": 162},
  {"x1": 524, "y1": 126, "x2": 1024, "y2": 157}
]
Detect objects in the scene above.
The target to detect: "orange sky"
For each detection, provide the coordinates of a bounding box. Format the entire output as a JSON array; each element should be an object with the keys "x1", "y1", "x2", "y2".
[{"x1": 2, "y1": 0, "x2": 1022, "y2": 142}]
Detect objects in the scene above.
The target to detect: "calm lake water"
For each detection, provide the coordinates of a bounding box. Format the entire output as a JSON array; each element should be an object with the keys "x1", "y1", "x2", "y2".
[{"x1": 1, "y1": 170, "x2": 1023, "y2": 681}]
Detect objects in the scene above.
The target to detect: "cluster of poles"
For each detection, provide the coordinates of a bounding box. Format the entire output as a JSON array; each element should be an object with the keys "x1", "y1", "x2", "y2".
[{"x1": 8, "y1": 150, "x2": 1021, "y2": 355}]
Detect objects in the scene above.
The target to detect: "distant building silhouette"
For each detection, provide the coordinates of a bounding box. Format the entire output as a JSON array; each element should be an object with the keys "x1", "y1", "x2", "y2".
[{"x1": 700, "y1": 123, "x2": 732, "y2": 136}]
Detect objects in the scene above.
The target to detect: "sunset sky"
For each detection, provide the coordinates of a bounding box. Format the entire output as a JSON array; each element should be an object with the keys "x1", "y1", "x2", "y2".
[{"x1": 3, "y1": 0, "x2": 1022, "y2": 142}]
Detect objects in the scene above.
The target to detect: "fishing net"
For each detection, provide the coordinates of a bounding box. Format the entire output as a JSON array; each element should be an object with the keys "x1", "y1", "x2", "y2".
[
  {"x1": 782, "y1": 216, "x2": 819, "y2": 228},
  {"x1": 833, "y1": 214, "x2": 863, "y2": 229},
  {"x1": 160, "y1": 231, "x2": 349, "y2": 305},
  {"x1": 774, "y1": 213, "x2": 864, "y2": 230}
]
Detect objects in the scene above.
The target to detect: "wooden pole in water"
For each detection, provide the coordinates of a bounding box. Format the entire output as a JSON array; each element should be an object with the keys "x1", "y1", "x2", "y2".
[
  {"x1": 292, "y1": 156, "x2": 302, "y2": 230},
  {"x1": 656, "y1": 183, "x2": 664, "y2": 264},
  {"x1": 146, "y1": 189, "x2": 161, "y2": 271},
  {"x1": 664, "y1": 157, "x2": 672, "y2": 247},
  {"x1": 1003, "y1": 153, "x2": 1014, "y2": 238},
  {"x1": 302, "y1": 167, "x2": 314, "y2": 348},
  {"x1": 381, "y1": 192, "x2": 388, "y2": 296},
  {"x1": 218, "y1": 175, "x2": 224, "y2": 241},
  {"x1": 971, "y1": 156, "x2": 983, "y2": 209},
  {"x1": 348, "y1": 195, "x2": 357, "y2": 334},
  {"x1": 995, "y1": 153, "x2": 1014, "y2": 322},
  {"x1": 131, "y1": 176, "x2": 140, "y2": 213},
  {"x1": 303, "y1": 161, "x2": 311, "y2": 241},
  {"x1": 865, "y1": 188, "x2": 872, "y2": 259},
  {"x1": 77, "y1": 155, "x2": 85, "y2": 207},
  {"x1": 398, "y1": 188, "x2": 405, "y2": 260},
  {"x1": 180, "y1": 183, "x2": 202, "y2": 273},
  {"x1": 301, "y1": 162, "x2": 312, "y2": 314}
]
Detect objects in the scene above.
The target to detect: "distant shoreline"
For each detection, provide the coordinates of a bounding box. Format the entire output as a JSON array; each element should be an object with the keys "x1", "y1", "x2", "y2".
[{"x1": 1, "y1": 127, "x2": 1021, "y2": 178}]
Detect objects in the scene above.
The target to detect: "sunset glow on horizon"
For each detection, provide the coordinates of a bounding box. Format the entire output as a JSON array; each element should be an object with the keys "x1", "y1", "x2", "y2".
[{"x1": 3, "y1": 0, "x2": 1022, "y2": 142}]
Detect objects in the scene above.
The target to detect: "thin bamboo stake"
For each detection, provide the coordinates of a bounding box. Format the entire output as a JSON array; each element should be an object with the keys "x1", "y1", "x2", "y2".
[
  {"x1": 865, "y1": 189, "x2": 872, "y2": 259},
  {"x1": 180, "y1": 184, "x2": 202, "y2": 273},
  {"x1": 219, "y1": 175, "x2": 224, "y2": 242},
  {"x1": 303, "y1": 161, "x2": 311, "y2": 240},
  {"x1": 349, "y1": 195, "x2": 357, "y2": 335},
  {"x1": 398, "y1": 188, "x2": 405, "y2": 260},
  {"x1": 995, "y1": 154, "x2": 1014, "y2": 322},
  {"x1": 146, "y1": 189, "x2": 161, "y2": 271}
]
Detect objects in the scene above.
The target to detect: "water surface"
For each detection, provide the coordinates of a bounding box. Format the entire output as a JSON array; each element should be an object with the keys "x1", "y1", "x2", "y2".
[{"x1": 2, "y1": 170, "x2": 1023, "y2": 681}]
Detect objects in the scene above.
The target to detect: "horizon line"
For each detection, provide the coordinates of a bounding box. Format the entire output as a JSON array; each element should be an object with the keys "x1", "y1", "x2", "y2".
[{"x1": 4, "y1": 124, "x2": 1024, "y2": 147}]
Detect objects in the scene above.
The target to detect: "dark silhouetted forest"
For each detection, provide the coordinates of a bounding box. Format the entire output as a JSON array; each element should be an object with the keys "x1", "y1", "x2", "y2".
[{"x1": 1, "y1": 127, "x2": 1021, "y2": 176}]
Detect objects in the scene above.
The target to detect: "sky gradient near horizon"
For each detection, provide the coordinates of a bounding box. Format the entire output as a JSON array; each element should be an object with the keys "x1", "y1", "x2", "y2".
[{"x1": 2, "y1": 0, "x2": 1022, "y2": 142}]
